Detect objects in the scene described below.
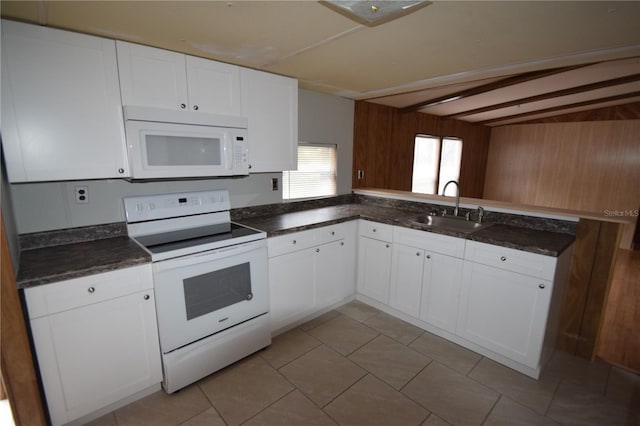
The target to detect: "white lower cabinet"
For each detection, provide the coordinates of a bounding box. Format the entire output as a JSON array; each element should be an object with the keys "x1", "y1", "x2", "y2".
[
  {"x1": 457, "y1": 240, "x2": 572, "y2": 373},
  {"x1": 317, "y1": 238, "x2": 356, "y2": 308},
  {"x1": 457, "y1": 262, "x2": 551, "y2": 368},
  {"x1": 267, "y1": 217, "x2": 573, "y2": 379},
  {"x1": 357, "y1": 221, "x2": 394, "y2": 305},
  {"x1": 389, "y1": 244, "x2": 424, "y2": 317},
  {"x1": 390, "y1": 226, "x2": 465, "y2": 334},
  {"x1": 268, "y1": 222, "x2": 356, "y2": 333},
  {"x1": 269, "y1": 246, "x2": 317, "y2": 333},
  {"x1": 419, "y1": 252, "x2": 463, "y2": 334},
  {"x1": 366, "y1": 225, "x2": 572, "y2": 378},
  {"x1": 24, "y1": 265, "x2": 162, "y2": 426}
]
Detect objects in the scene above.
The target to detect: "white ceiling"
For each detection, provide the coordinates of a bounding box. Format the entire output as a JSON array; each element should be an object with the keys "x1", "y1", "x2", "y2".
[{"x1": 2, "y1": 0, "x2": 640, "y2": 126}]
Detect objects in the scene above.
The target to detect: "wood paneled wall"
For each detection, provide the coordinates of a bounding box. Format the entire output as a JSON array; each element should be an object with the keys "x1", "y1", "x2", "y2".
[
  {"x1": 558, "y1": 220, "x2": 622, "y2": 359},
  {"x1": 352, "y1": 101, "x2": 491, "y2": 197},
  {"x1": 484, "y1": 120, "x2": 640, "y2": 248}
]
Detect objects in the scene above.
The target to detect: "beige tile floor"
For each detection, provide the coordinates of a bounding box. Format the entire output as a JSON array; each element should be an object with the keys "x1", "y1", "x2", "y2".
[{"x1": 88, "y1": 300, "x2": 640, "y2": 426}]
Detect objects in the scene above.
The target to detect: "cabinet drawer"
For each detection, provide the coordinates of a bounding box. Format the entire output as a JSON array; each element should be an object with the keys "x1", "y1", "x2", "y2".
[
  {"x1": 359, "y1": 220, "x2": 393, "y2": 242},
  {"x1": 464, "y1": 241, "x2": 556, "y2": 280},
  {"x1": 268, "y1": 228, "x2": 319, "y2": 257},
  {"x1": 393, "y1": 226, "x2": 465, "y2": 258},
  {"x1": 318, "y1": 223, "x2": 348, "y2": 244},
  {"x1": 25, "y1": 264, "x2": 153, "y2": 319},
  {"x1": 268, "y1": 222, "x2": 353, "y2": 258}
]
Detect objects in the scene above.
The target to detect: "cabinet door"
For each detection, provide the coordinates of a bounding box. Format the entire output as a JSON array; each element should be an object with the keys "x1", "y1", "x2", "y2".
[
  {"x1": 116, "y1": 40, "x2": 189, "y2": 110},
  {"x1": 317, "y1": 239, "x2": 355, "y2": 309},
  {"x1": 240, "y1": 68, "x2": 298, "y2": 172},
  {"x1": 268, "y1": 247, "x2": 317, "y2": 332},
  {"x1": 30, "y1": 291, "x2": 162, "y2": 426},
  {"x1": 457, "y1": 262, "x2": 552, "y2": 368},
  {"x1": 186, "y1": 55, "x2": 241, "y2": 115},
  {"x1": 1, "y1": 20, "x2": 129, "y2": 182},
  {"x1": 357, "y1": 236, "x2": 392, "y2": 304},
  {"x1": 420, "y1": 252, "x2": 463, "y2": 334},
  {"x1": 390, "y1": 244, "x2": 424, "y2": 317}
]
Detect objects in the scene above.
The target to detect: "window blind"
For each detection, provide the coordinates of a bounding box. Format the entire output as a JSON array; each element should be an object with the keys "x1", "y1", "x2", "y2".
[{"x1": 283, "y1": 144, "x2": 337, "y2": 200}]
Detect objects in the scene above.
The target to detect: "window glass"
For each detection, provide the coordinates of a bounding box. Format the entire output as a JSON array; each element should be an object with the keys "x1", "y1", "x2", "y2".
[
  {"x1": 411, "y1": 135, "x2": 440, "y2": 194},
  {"x1": 283, "y1": 144, "x2": 337, "y2": 200},
  {"x1": 438, "y1": 138, "x2": 463, "y2": 196},
  {"x1": 412, "y1": 135, "x2": 463, "y2": 195}
]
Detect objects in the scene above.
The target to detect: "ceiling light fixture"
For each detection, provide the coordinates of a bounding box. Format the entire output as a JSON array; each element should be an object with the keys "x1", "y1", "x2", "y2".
[{"x1": 320, "y1": 1, "x2": 431, "y2": 27}]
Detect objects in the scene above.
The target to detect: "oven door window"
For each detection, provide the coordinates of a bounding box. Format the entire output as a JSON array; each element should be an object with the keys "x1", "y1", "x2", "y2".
[{"x1": 183, "y1": 262, "x2": 252, "y2": 321}]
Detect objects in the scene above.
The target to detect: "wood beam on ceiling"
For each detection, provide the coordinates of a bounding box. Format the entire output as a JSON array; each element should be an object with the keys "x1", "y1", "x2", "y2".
[
  {"x1": 443, "y1": 73, "x2": 640, "y2": 119},
  {"x1": 398, "y1": 64, "x2": 591, "y2": 113},
  {"x1": 477, "y1": 91, "x2": 640, "y2": 126}
]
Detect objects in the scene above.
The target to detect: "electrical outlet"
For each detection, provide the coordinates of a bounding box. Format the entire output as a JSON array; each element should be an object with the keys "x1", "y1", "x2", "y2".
[
  {"x1": 74, "y1": 185, "x2": 89, "y2": 204},
  {"x1": 271, "y1": 177, "x2": 279, "y2": 191}
]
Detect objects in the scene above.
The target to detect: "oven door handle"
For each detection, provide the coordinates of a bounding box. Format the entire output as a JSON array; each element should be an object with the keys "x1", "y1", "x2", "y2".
[{"x1": 153, "y1": 239, "x2": 266, "y2": 272}]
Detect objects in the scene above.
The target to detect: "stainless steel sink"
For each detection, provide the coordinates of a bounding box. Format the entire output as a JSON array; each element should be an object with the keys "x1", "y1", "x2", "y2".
[{"x1": 408, "y1": 215, "x2": 492, "y2": 234}]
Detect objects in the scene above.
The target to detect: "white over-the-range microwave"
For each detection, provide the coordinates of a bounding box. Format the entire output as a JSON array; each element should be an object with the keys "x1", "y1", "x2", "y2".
[{"x1": 123, "y1": 106, "x2": 249, "y2": 179}]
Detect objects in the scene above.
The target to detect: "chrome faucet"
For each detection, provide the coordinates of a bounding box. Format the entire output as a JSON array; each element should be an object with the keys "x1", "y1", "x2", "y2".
[{"x1": 442, "y1": 180, "x2": 460, "y2": 217}]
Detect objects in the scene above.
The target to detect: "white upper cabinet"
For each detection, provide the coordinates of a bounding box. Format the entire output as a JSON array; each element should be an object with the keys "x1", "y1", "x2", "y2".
[
  {"x1": 186, "y1": 55, "x2": 242, "y2": 115},
  {"x1": 116, "y1": 41, "x2": 241, "y2": 116},
  {"x1": 1, "y1": 20, "x2": 129, "y2": 182},
  {"x1": 240, "y1": 68, "x2": 298, "y2": 172},
  {"x1": 1, "y1": 20, "x2": 297, "y2": 182},
  {"x1": 116, "y1": 41, "x2": 189, "y2": 111}
]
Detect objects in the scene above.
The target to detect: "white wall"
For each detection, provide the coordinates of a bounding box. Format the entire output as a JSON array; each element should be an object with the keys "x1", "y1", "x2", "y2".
[
  {"x1": 9, "y1": 89, "x2": 355, "y2": 234},
  {"x1": 9, "y1": 174, "x2": 281, "y2": 233},
  {"x1": 298, "y1": 89, "x2": 354, "y2": 196}
]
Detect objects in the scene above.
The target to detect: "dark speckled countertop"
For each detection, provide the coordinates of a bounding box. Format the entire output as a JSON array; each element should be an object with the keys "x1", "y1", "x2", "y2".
[
  {"x1": 467, "y1": 224, "x2": 574, "y2": 257},
  {"x1": 17, "y1": 195, "x2": 575, "y2": 289},
  {"x1": 236, "y1": 201, "x2": 575, "y2": 257},
  {"x1": 237, "y1": 204, "x2": 413, "y2": 236},
  {"x1": 16, "y1": 224, "x2": 150, "y2": 289}
]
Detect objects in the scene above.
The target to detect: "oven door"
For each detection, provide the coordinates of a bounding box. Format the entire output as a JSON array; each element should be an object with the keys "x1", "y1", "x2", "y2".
[{"x1": 152, "y1": 239, "x2": 268, "y2": 354}]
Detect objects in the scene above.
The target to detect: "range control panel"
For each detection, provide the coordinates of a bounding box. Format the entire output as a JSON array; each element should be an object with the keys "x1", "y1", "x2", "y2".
[{"x1": 123, "y1": 190, "x2": 230, "y2": 223}]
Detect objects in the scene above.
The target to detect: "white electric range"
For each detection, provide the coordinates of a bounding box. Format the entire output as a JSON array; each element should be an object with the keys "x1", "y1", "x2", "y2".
[{"x1": 124, "y1": 190, "x2": 271, "y2": 393}]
